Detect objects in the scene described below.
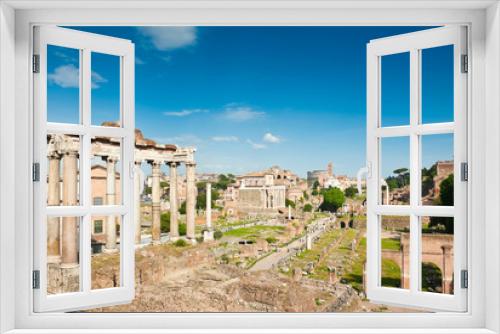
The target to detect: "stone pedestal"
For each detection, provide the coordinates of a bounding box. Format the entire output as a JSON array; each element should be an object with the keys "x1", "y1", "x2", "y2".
[{"x1": 306, "y1": 233, "x2": 312, "y2": 250}]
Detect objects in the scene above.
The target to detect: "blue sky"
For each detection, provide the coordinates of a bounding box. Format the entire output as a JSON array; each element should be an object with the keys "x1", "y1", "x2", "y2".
[{"x1": 47, "y1": 26, "x2": 454, "y2": 177}]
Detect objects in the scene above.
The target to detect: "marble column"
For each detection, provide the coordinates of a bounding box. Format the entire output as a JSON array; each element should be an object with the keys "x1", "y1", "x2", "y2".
[
  {"x1": 151, "y1": 161, "x2": 162, "y2": 244},
  {"x1": 104, "y1": 157, "x2": 118, "y2": 253},
  {"x1": 134, "y1": 161, "x2": 142, "y2": 245},
  {"x1": 186, "y1": 163, "x2": 196, "y2": 242},
  {"x1": 204, "y1": 183, "x2": 214, "y2": 241},
  {"x1": 168, "y1": 162, "x2": 179, "y2": 241},
  {"x1": 61, "y1": 150, "x2": 79, "y2": 268},
  {"x1": 47, "y1": 152, "x2": 61, "y2": 263}
]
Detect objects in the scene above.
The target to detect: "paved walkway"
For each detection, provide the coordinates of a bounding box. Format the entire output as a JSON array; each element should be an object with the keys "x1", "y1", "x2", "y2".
[{"x1": 249, "y1": 217, "x2": 333, "y2": 272}]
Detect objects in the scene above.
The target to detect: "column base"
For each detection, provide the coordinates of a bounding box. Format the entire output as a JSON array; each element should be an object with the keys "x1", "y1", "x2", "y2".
[
  {"x1": 47, "y1": 255, "x2": 61, "y2": 264},
  {"x1": 203, "y1": 230, "x2": 214, "y2": 241},
  {"x1": 169, "y1": 235, "x2": 180, "y2": 242},
  {"x1": 186, "y1": 237, "x2": 197, "y2": 245},
  {"x1": 103, "y1": 248, "x2": 119, "y2": 254},
  {"x1": 59, "y1": 262, "x2": 79, "y2": 269}
]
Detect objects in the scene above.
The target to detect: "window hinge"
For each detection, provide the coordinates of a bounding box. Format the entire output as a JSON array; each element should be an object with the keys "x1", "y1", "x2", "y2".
[
  {"x1": 32, "y1": 54, "x2": 40, "y2": 73},
  {"x1": 461, "y1": 162, "x2": 468, "y2": 182},
  {"x1": 32, "y1": 270, "x2": 40, "y2": 289},
  {"x1": 32, "y1": 162, "x2": 40, "y2": 182},
  {"x1": 461, "y1": 54, "x2": 468, "y2": 73},
  {"x1": 461, "y1": 269, "x2": 468, "y2": 289}
]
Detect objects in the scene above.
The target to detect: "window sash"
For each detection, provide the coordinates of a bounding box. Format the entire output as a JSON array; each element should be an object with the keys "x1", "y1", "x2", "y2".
[
  {"x1": 32, "y1": 25, "x2": 135, "y2": 312},
  {"x1": 366, "y1": 25, "x2": 468, "y2": 312}
]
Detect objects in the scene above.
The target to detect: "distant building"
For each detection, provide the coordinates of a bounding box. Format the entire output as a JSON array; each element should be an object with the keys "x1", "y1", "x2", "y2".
[{"x1": 237, "y1": 171, "x2": 286, "y2": 210}]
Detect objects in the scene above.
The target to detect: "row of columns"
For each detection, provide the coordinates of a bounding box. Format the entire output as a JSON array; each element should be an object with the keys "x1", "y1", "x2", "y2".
[
  {"x1": 47, "y1": 150, "x2": 198, "y2": 267},
  {"x1": 141, "y1": 160, "x2": 197, "y2": 245},
  {"x1": 47, "y1": 150, "x2": 80, "y2": 267}
]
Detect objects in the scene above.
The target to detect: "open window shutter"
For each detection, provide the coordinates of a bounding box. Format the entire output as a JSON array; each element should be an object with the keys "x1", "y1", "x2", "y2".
[
  {"x1": 33, "y1": 26, "x2": 135, "y2": 312},
  {"x1": 366, "y1": 26, "x2": 467, "y2": 311}
]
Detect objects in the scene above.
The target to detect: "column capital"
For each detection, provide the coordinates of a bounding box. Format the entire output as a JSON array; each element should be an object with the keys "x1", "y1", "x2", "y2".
[
  {"x1": 134, "y1": 160, "x2": 143, "y2": 166},
  {"x1": 105, "y1": 155, "x2": 119, "y2": 163},
  {"x1": 167, "y1": 161, "x2": 180, "y2": 168},
  {"x1": 47, "y1": 150, "x2": 61, "y2": 160},
  {"x1": 185, "y1": 162, "x2": 197, "y2": 168},
  {"x1": 149, "y1": 160, "x2": 163, "y2": 168}
]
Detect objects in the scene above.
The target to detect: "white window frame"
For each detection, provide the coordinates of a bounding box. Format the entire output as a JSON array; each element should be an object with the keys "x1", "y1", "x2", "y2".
[
  {"x1": 0, "y1": 1, "x2": 498, "y2": 333},
  {"x1": 32, "y1": 26, "x2": 136, "y2": 312},
  {"x1": 366, "y1": 26, "x2": 467, "y2": 312}
]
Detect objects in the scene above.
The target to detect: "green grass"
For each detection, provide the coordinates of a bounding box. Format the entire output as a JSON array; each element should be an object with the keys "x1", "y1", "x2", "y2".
[
  {"x1": 381, "y1": 238, "x2": 401, "y2": 251},
  {"x1": 342, "y1": 235, "x2": 403, "y2": 291},
  {"x1": 223, "y1": 225, "x2": 285, "y2": 240},
  {"x1": 381, "y1": 258, "x2": 402, "y2": 288}
]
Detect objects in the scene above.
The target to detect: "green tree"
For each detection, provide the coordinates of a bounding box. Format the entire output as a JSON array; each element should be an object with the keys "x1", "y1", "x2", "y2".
[
  {"x1": 160, "y1": 212, "x2": 170, "y2": 233},
  {"x1": 303, "y1": 203, "x2": 313, "y2": 212},
  {"x1": 179, "y1": 201, "x2": 186, "y2": 215},
  {"x1": 285, "y1": 198, "x2": 295, "y2": 209},
  {"x1": 429, "y1": 174, "x2": 454, "y2": 233},
  {"x1": 303, "y1": 191, "x2": 309, "y2": 200},
  {"x1": 344, "y1": 186, "x2": 357, "y2": 198},
  {"x1": 213, "y1": 174, "x2": 236, "y2": 190},
  {"x1": 319, "y1": 187, "x2": 345, "y2": 213}
]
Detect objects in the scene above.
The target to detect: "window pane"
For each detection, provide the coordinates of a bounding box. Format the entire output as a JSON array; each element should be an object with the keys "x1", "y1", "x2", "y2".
[
  {"x1": 91, "y1": 52, "x2": 121, "y2": 126},
  {"x1": 421, "y1": 216, "x2": 454, "y2": 294},
  {"x1": 421, "y1": 134, "x2": 454, "y2": 206},
  {"x1": 381, "y1": 52, "x2": 410, "y2": 127},
  {"x1": 47, "y1": 45, "x2": 80, "y2": 124},
  {"x1": 380, "y1": 215, "x2": 410, "y2": 289},
  {"x1": 380, "y1": 136, "x2": 410, "y2": 205},
  {"x1": 91, "y1": 136, "x2": 122, "y2": 206},
  {"x1": 47, "y1": 134, "x2": 82, "y2": 206},
  {"x1": 421, "y1": 45, "x2": 454, "y2": 124},
  {"x1": 92, "y1": 215, "x2": 121, "y2": 290},
  {"x1": 47, "y1": 216, "x2": 81, "y2": 295}
]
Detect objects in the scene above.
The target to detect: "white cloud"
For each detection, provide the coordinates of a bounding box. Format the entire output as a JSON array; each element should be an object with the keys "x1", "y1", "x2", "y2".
[
  {"x1": 137, "y1": 27, "x2": 197, "y2": 51},
  {"x1": 163, "y1": 109, "x2": 208, "y2": 117},
  {"x1": 212, "y1": 136, "x2": 239, "y2": 142},
  {"x1": 48, "y1": 64, "x2": 79, "y2": 88},
  {"x1": 222, "y1": 105, "x2": 265, "y2": 122},
  {"x1": 263, "y1": 132, "x2": 281, "y2": 144},
  {"x1": 135, "y1": 56, "x2": 146, "y2": 65},
  {"x1": 91, "y1": 71, "x2": 108, "y2": 89},
  {"x1": 246, "y1": 139, "x2": 267, "y2": 150},
  {"x1": 48, "y1": 64, "x2": 107, "y2": 89}
]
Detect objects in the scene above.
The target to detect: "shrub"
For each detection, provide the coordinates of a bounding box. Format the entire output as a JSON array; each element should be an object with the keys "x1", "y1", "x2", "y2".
[
  {"x1": 213, "y1": 230, "x2": 223, "y2": 240},
  {"x1": 174, "y1": 239, "x2": 187, "y2": 247},
  {"x1": 196, "y1": 236, "x2": 204, "y2": 244},
  {"x1": 160, "y1": 212, "x2": 171, "y2": 233},
  {"x1": 265, "y1": 237, "x2": 278, "y2": 244},
  {"x1": 303, "y1": 203, "x2": 313, "y2": 212}
]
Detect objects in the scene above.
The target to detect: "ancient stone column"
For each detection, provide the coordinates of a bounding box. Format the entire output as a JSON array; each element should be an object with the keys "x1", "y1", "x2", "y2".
[
  {"x1": 168, "y1": 162, "x2": 179, "y2": 241},
  {"x1": 204, "y1": 182, "x2": 214, "y2": 241},
  {"x1": 401, "y1": 243, "x2": 410, "y2": 289},
  {"x1": 61, "y1": 150, "x2": 79, "y2": 268},
  {"x1": 186, "y1": 162, "x2": 196, "y2": 242},
  {"x1": 151, "y1": 160, "x2": 162, "y2": 244},
  {"x1": 442, "y1": 245, "x2": 454, "y2": 294},
  {"x1": 47, "y1": 151, "x2": 61, "y2": 263},
  {"x1": 104, "y1": 157, "x2": 118, "y2": 253},
  {"x1": 134, "y1": 161, "x2": 142, "y2": 245}
]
